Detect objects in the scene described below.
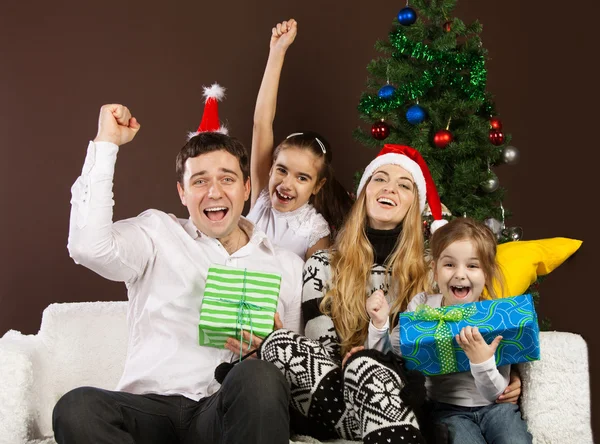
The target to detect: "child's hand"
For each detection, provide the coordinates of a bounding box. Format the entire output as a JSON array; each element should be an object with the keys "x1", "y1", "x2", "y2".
[
  {"x1": 270, "y1": 19, "x2": 297, "y2": 52},
  {"x1": 366, "y1": 289, "x2": 389, "y2": 329},
  {"x1": 456, "y1": 326, "x2": 502, "y2": 365}
]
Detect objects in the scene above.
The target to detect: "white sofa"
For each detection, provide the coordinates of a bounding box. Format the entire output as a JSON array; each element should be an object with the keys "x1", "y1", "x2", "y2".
[{"x1": 0, "y1": 301, "x2": 593, "y2": 444}]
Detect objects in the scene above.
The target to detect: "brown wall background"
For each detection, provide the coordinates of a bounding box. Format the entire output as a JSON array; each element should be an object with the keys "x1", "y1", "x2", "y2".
[{"x1": 1, "y1": 0, "x2": 597, "y2": 438}]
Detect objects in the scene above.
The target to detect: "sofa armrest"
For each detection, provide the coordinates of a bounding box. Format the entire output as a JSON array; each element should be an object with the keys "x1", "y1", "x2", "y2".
[
  {"x1": 0, "y1": 330, "x2": 42, "y2": 444},
  {"x1": 518, "y1": 331, "x2": 593, "y2": 444}
]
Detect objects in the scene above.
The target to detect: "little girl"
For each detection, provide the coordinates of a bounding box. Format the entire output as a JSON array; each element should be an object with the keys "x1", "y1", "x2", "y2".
[
  {"x1": 247, "y1": 19, "x2": 352, "y2": 260},
  {"x1": 368, "y1": 217, "x2": 532, "y2": 444}
]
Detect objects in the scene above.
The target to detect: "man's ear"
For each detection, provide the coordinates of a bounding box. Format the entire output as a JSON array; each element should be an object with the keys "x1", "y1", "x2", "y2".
[
  {"x1": 312, "y1": 178, "x2": 327, "y2": 196},
  {"x1": 244, "y1": 177, "x2": 251, "y2": 201},
  {"x1": 177, "y1": 182, "x2": 187, "y2": 206}
]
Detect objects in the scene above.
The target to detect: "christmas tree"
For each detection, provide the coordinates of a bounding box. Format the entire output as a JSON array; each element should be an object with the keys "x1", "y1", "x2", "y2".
[
  {"x1": 354, "y1": 0, "x2": 521, "y2": 232},
  {"x1": 354, "y1": 0, "x2": 548, "y2": 328}
]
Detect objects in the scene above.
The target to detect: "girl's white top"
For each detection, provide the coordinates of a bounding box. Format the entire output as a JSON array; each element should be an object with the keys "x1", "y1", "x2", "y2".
[{"x1": 246, "y1": 189, "x2": 330, "y2": 259}]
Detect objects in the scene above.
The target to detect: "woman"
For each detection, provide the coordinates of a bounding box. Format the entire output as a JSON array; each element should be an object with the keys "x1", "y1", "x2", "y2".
[{"x1": 259, "y1": 145, "x2": 521, "y2": 444}]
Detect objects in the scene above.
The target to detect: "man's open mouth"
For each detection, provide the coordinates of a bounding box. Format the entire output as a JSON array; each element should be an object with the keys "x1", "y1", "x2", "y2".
[{"x1": 204, "y1": 207, "x2": 228, "y2": 221}]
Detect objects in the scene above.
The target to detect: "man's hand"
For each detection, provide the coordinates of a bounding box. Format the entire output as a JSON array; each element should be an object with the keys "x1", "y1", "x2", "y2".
[
  {"x1": 224, "y1": 313, "x2": 283, "y2": 357},
  {"x1": 94, "y1": 104, "x2": 141, "y2": 146},
  {"x1": 497, "y1": 368, "x2": 522, "y2": 404},
  {"x1": 456, "y1": 326, "x2": 502, "y2": 365},
  {"x1": 366, "y1": 289, "x2": 389, "y2": 329},
  {"x1": 270, "y1": 19, "x2": 297, "y2": 52}
]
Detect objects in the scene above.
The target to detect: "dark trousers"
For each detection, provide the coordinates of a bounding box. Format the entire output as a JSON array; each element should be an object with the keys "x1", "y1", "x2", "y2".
[{"x1": 52, "y1": 359, "x2": 290, "y2": 444}]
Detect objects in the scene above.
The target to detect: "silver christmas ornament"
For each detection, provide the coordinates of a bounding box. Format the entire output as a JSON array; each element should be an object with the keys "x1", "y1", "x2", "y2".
[
  {"x1": 502, "y1": 226, "x2": 523, "y2": 241},
  {"x1": 502, "y1": 146, "x2": 520, "y2": 165},
  {"x1": 484, "y1": 217, "x2": 503, "y2": 239},
  {"x1": 481, "y1": 173, "x2": 500, "y2": 193},
  {"x1": 509, "y1": 226, "x2": 523, "y2": 241}
]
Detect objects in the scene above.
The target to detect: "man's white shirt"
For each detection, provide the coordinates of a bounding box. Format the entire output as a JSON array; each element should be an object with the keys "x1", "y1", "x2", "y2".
[{"x1": 68, "y1": 141, "x2": 303, "y2": 401}]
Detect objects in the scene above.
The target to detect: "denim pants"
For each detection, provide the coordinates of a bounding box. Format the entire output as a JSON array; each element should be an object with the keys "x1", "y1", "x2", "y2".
[
  {"x1": 431, "y1": 401, "x2": 532, "y2": 444},
  {"x1": 52, "y1": 359, "x2": 290, "y2": 444}
]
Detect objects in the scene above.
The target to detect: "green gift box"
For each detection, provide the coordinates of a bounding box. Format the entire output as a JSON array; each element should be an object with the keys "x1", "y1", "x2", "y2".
[{"x1": 198, "y1": 265, "x2": 281, "y2": 356}]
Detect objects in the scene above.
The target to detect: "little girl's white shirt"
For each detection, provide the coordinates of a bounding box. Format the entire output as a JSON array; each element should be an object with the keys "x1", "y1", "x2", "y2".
[{"x1": 246, "y1": 189, "x2": 330, "y2": 259}]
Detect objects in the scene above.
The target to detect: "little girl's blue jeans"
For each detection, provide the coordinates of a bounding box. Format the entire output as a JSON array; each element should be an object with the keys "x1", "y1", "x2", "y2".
[{"x1": 431, "y1": 401, "x2": 532, "y2": 444}]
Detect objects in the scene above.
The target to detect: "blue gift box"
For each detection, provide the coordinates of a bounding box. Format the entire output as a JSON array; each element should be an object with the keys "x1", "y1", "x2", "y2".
[{"x1": 399, "y1": 294, "x2": 540, "y2": 376}]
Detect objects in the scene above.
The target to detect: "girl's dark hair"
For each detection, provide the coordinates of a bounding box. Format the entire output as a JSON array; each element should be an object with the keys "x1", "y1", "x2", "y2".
[{"x1": 274, "y1": 131, "x2": 353, "y2": 235}]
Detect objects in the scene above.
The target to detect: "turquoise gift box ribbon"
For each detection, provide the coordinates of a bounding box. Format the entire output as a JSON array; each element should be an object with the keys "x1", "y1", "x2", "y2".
[
  {"x1": 399, "y1": 294, "x2": 540, "y2": 376},
  {"x1": 198, "y1": 265, "x2": 281, "y2": 359}
]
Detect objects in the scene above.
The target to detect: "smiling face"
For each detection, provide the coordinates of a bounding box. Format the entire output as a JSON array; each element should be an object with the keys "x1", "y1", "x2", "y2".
[
  {"x1": 268, "y1": 146, "x2": 325, "y2": 212},
  {"x1": 365, "y1": 164, "x2": 416, "y2": 230},
  {"x1": 434, "y1": 239, "x2": 486, "y2": 306},
  {"x1": 177, "y1": 150, "x2": 250, "y2": 243}
]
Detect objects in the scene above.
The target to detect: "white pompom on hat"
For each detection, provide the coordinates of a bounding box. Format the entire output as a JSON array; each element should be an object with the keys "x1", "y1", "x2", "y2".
[
  {"x1": 187, "y1": 83, "x2": 229, "y2": 139},
  {"x1": 357, "y1": 144, "x2": 448, "y2": 233}
]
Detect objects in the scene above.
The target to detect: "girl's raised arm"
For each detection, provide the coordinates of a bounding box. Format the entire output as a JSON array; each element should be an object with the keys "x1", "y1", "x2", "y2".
[{"x1": 250, "y1": 19, "x2": 297, "y2": 207}]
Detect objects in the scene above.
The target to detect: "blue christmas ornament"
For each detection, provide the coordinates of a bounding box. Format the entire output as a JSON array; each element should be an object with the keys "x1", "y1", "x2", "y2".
[
  {"x1": 397, "y1": 6, "x2": 417, "y2": 26},
  {"x1": 378, "y1": 84, "x2": 396, "y2": 100},
  {"x1": 406, "y1": 104, "x2": 426, "y2": 124}
]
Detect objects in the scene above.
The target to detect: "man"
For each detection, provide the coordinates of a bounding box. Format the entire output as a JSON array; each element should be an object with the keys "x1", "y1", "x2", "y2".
[{"x1": 54, "y1": 104, "x2": 304, "y2": 443}]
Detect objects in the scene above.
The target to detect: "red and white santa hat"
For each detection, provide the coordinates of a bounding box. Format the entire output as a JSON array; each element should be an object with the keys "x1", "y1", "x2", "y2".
[
  {"x1": 357, "y1": 144, "x2": 448, "y2": 233},
  {"x1": 187, "y1": 83, "x2": 229, "y2": 139}
]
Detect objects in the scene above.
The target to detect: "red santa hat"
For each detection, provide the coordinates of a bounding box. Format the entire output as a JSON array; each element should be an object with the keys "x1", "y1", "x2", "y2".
[
  {"x1": 357, "y1": 144, "x2": 448, "y2": 233},
  {"x1": 187, "y1": 83, "x2": 228, "y2": 139}
]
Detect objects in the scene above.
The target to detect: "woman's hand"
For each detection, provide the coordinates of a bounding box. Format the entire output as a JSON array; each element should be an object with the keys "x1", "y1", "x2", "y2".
[
  {"x1": 497, "y1": 368, "x2": 522, "y2": 404},
  {"x1": 342, "y1": 346, "x2": 365, "y2": 368}
]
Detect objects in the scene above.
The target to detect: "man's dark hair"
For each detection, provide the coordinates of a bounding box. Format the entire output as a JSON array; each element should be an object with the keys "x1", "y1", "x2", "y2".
[{"x1": 176, "y1": 132, "x2": 250, "y2": 185}]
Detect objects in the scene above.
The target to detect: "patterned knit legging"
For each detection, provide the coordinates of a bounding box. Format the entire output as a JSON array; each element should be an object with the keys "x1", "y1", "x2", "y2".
[{"x1": 258, "y1": 329, "x2": 426, "y2": 444}]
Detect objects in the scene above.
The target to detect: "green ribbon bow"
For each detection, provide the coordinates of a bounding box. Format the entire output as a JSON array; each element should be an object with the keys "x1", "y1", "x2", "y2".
[
  {"x1": 414, "y1": 304, "x2": 477, "y2": 374},
  {"x1": 204, "y1": 269, "x2": 262, "y2": 361}
]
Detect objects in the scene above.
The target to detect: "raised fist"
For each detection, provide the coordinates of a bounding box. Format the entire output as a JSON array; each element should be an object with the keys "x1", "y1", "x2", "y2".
[
  {"x1": 366, "y1": 289, "x2": 390, "y2": 329},
  {"x1": 94, "y1": 104, "x2": 141, "y2": 146},
  {"x1": 270, "y1": 19, "x2": 297, "y2": 52}
]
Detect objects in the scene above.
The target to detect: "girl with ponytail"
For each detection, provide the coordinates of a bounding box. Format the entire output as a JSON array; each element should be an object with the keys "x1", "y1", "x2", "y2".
[{"x1": 247, "y1": 19, "x2": 352, "y2": 260}]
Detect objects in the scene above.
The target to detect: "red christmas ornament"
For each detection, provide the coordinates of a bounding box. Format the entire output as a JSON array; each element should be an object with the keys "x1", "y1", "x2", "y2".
[
  {"x1": 443, "y1": 21, "x2": 452, "y2": 32},
  {"x1": 433, "y1": 129, "x2": 453, "y2": 148},
  {"x1": 371, "y1": 121, "x2": 390, "y2": 140},
  {"x1": 490, "y1": 117, "x2": 503, "y2": 130},
  {"x1": 423, "y1": 219, "x2": 431, "y2": 238},
  {"x1": 489, "y1": 129, "x2": 505, "y2": 145}
]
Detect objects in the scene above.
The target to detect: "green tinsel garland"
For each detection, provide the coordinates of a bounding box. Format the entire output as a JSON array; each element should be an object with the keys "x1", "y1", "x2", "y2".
[{"x1": 358, "y1": 26, "x2": 491, "y2": 116}]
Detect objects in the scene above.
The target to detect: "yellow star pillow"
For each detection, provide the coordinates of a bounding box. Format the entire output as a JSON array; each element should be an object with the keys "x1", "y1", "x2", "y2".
[{"x1": 485, "y1": 237, "x2": 582, "y2": 298}]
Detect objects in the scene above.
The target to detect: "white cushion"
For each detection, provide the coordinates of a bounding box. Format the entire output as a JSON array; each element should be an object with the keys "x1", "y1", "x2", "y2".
[
  {"x1": 34, "y1": 302, "x2": 128, "y2": 437},
  {"x1": 520, "y1": 331, "x2": 593, "y2": 443},
  {"x1": 0, "y1": 302, "x2": 593, "y2": 444}
]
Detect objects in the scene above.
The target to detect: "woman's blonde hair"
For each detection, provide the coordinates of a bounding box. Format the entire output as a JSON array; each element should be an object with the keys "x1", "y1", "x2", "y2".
[
  {"x1": 429, "y1": 217, "x2": 505, "y2": 300},
  {"x1": 319, "y1": 176, "x2": 430, "y2": 355}
]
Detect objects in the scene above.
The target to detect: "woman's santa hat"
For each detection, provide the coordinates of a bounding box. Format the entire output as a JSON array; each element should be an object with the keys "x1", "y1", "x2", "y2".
[
  {"x1": 357, "y1": 144, "x2": 448, "y2": 233},
  {"x1": 187, "y1": 83, "x2": 228, "y2": 139}
]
